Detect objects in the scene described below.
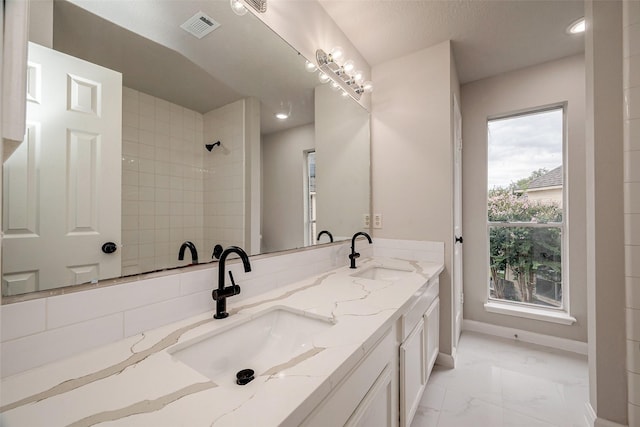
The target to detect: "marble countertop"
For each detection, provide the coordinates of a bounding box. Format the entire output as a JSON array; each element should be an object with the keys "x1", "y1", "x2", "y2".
[{"x1": 0, "y1": 257, "x2": 443, "y2": 427}]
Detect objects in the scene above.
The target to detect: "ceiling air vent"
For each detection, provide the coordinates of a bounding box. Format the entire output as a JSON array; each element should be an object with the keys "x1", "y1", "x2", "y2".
[{"x1": 180, "y1": 12, "x2": 221, "y2": 39}]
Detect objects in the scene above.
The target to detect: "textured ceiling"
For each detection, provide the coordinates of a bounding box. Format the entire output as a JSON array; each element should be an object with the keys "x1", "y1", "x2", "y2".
[{"x1": 318, "y1": 0, "x2": 585, "y2": 84}]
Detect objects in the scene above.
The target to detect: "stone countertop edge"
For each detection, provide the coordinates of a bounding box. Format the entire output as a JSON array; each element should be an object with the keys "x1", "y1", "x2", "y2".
[{"x1": 0, "y1": 256, "x2": 444, "y2": 427}]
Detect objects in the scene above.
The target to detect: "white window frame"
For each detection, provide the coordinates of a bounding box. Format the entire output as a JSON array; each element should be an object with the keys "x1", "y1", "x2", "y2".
[
  {"x1": 303, "y1": 150, "x2": 316, "y2": 246},
  {"x1": 484, "y1": 103, "x2": 575, "y2": 325}
]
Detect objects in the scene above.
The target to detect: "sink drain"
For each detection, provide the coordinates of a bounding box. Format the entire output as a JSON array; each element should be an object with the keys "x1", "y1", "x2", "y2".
[{"x1": 236, "y1": 368, "x2": 255, "y2": 385}]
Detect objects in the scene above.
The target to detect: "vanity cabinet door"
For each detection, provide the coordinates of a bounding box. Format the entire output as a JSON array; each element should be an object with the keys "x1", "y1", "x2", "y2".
[
  {"x1": 345, "y1": 364, "x2": 394, "y2": 427},
  {"x1": 424, "y1": 297, "x2": 440, "y2": 382},
  {"x1": 400, "y1": 318, "x2": 426, "y2": 427},
  {"x1": 301, "y1": 329, "x2": 397, "y2": 427}
]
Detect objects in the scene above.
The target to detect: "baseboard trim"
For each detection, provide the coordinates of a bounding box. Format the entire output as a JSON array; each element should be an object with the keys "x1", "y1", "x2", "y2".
[
  {"x1": 584, "y1": 402, "x2": 629, "y2": 427},
  {"x1": 435, "y1": 351, "x2": 455, "y2": 368},
  {"x1": 463, "y1": 319, "x2": 588, "y2": 355},
  {"x1": 586, "y1": 402, "x2": 597, "y2": 426}
]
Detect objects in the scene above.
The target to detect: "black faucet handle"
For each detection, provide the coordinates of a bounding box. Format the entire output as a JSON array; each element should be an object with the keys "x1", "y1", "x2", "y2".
[
  {"x1": 349, "y1": 252, "x2": 360, "y2": 260},
  {"x1": 212, "y1": 244, "x2": 223, "y2": 259},
  {"x1": 228, "y1": 271, "x2": 241, "y2": 295}
]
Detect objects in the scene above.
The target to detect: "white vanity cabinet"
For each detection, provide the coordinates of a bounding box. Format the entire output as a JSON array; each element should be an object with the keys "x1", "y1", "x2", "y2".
[
  {"x1": 424, "y1": 296, "x2": 440, "y2": 380},
  {"x1": 399, "y1": 277, "x2": 440, "y2": 427},
  {"x1": 301, "y1": 326, "x2": 399, "y2": 427}
]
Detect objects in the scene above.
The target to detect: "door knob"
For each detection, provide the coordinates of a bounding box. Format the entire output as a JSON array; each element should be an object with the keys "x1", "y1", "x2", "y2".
[
  {"x1": 455, "y1": 236, "x2": 463, "y2": 244},
  {"x1": 102, "y1": 242, "x2": 117, "y2": 254}
]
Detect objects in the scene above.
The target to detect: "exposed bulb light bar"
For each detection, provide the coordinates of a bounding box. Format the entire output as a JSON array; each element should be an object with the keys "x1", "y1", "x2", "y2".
[
  {"x1": 230, "y1": 0, "x2": 266, "y2": 14},
  {"x1": 315, "y1": 48, "x2": 372, "y2": 101}
]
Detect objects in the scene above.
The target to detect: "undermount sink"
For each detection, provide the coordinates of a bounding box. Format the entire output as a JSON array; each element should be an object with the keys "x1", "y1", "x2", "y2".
[
  {"x1": 352, "y1": 266, "x2": 412, "y2": 281},
  {"x1": 169, "y1": 306, "x2": 334, "y2": 386}
]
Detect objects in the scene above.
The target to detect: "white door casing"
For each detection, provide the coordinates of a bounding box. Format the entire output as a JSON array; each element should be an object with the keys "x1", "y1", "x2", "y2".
[
  {"x1": 2, "y1": 42, "x2": 122, "y2": 295},
  {"x1": 453, "y1": 94, "x2": 463, "y2": 349}
]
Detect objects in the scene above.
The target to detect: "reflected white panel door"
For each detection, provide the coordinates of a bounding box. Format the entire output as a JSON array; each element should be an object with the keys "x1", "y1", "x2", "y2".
[
  {"x1": 2, "y1": 42, "x2": 122, "y2": 295},
  {"x1": 453, "y1": 94, "x2": 463, "y2": 349}
]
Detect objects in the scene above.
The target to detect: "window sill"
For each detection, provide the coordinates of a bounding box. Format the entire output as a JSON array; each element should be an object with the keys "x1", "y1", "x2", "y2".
[{"x1": 484, "y1": 301, "x2": 576, "y2": 325}]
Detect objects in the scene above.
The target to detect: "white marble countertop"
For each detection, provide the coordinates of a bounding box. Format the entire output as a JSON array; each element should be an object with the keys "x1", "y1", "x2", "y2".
[{"x1": 0, "y1": 257, "x2": 443, "y2": 427}]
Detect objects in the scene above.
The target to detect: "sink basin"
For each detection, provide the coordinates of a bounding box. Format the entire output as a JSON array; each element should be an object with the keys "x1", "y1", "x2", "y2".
[
  {"x1": 352, "y1": 266, "x2": 412, "y2": 281},
  {"x1": 169, "y1": 307, "x2": 333, "y2": 386}
]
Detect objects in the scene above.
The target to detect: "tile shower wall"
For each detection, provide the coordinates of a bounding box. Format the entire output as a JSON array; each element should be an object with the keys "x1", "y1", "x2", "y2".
[
  {"x1": 624, "y1": 1, "x2": 640, "y2": 424},
  {"x1": 202, "y1": 100, "x2": 246, "y2": 252},
  {"x1": 121, "y1": 88, "x2": 205, "y2": 275}
]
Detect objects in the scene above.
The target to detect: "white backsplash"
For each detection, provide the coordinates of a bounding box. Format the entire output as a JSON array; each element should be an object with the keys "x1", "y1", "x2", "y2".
[{"x1": 0, "y1": 239, "x2": 441, "y2": 377}]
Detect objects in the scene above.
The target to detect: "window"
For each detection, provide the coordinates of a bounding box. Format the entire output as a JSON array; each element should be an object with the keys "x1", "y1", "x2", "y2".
[
  {"x1": 487, "y1": 106, "x2": 565, "y2": 311},
  {"x1": 305, "y1": 151, "x2": 316, "y2": 244}
]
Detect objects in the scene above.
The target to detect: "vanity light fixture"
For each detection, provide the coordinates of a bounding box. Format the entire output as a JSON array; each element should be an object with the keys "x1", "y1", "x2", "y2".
[
  {"x1": 230, "y1": 0, "x2": 266, "y2": 15},
  {"x1": 315, "y1": 48, "x2": 372, "y2": 101},
  {"x1": 567, "y1": 17, "x2": 585, "y2": 34}
]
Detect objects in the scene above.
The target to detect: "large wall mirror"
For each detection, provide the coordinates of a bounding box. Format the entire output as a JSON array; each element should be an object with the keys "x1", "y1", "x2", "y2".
[{"x1": 2, "y1": 0, "x2": 371, "y2": 298}]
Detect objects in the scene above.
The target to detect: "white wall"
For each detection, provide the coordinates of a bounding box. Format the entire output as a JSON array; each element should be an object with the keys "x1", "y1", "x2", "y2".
[
  {"x1": 244, "y1": 97, "x2": 261, "y2": 255},
  {"x1": 121, "y1": 87, "x2": 205, "y2": 275},
  {"x1": 624, "y1": 0, "x2": 640, "y2": 424},
  {"x1": 261, "y1": 123, "x2": 315, "y2": 253},
  {"x1": 461, "y1": 54, "x2": 588, "y2": 342},
  {"x1": 585, "y1": 1, "x2": 628, "y2": 424},
  {"x1": 202, "y1": 99, "x2": 246, "y2": 255},
  {"x1": 315, "y1": 84, "x2": 370, "y2": 241},
  {"x1": 27, "y1": 0, "x2": 52, "y2": 48},
  {"x1": 371, "y1": 41, "x2": 457, "y2": 356}
]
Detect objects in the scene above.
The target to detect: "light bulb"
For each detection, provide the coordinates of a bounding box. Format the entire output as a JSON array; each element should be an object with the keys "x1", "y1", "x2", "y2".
[
  {"x1": 362, "y1": 81, "x2": 373, "y2": 93},
  {"x1": 330, "y1": 46, "x2": 345, "y2": 65},
  {"x1": 342, "y1": 59, "x2": 355, "y2": 74},
  {"x1": 230, "y1": 0, "x2": 248, "y2": 16},
  {"x1": 341, "y1": 90, "x2": 349, "y2": 97},
  {"x1": 353, "y1": 70, "x2": 364, "y2": 85},
  {"x1": 567, "y1": 17, "x2": 585, "y2": 34},
  {"x1": 318, "y1": 72, "x2": 330, "y2": 84},
  {"x1": 305, "y1": 60, "x2": 317, "y2": 72},
  {"x1": 330, "y1": 80, "x2": 341, "y2": 91}
]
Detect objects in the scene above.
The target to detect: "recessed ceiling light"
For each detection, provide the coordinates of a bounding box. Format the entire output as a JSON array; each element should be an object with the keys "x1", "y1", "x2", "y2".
[
  {"x1": 275, "y1": 112, "x2": 289, "y2": 120},
  {"x1": 567, "y1": 17, "x2": 585, "y2": 34}
]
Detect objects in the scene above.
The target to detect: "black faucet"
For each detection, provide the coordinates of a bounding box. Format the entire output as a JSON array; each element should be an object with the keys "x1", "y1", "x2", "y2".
[
  {"x1": 212, "y1": 246, "x2": 251, "y2": 319},
  {"x1": 317, "y1": 230, "x2": 334, "y2": 243},
  {"x1": 178, "y1": 241, "x2": 198, "y2": 264},
  {"x1": 349, "y1": 232, "x2": 372, "y2": 269}
]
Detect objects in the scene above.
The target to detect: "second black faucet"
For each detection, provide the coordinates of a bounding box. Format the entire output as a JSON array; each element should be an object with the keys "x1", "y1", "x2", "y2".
[{"x1": 349, "y1": 232, "x2": 372, "y2": 268}]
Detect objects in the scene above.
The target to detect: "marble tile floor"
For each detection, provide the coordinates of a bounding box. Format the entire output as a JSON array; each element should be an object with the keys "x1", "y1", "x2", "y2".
[{"x1": 411, "y1": 331, "x2": 588, "y2": 427}]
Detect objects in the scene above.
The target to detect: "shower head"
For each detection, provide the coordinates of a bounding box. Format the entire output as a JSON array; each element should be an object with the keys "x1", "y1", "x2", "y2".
[{"x1": 206, "y1": 141, "x2": 221, "y2": 152}]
